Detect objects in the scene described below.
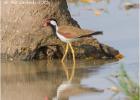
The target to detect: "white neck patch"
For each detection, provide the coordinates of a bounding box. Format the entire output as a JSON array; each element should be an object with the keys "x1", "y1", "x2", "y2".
[{"x1": 50, "y1": 20, "x2": 57, "y2": 26}]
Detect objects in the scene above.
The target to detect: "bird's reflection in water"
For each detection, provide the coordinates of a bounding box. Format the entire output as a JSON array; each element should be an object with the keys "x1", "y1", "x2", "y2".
[
  {"x1": 61, "y1": 61, "x2": 76, "y2": 81},
  {"x1": 53, "y1": 61, "x2": 103, "y2": 100}
]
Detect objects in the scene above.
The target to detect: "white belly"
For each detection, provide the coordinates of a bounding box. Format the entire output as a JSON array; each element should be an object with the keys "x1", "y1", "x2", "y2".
[{"x1": 56, "y1": 32, "x2": 78, "y2": 43}]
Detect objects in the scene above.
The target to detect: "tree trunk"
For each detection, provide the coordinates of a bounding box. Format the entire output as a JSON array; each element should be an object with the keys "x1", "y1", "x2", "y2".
[{"x1": 1, "y1": 0, "x2": 120, "y2": 60}]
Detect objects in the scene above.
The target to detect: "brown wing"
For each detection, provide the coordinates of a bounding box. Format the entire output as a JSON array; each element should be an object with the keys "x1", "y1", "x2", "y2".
[{"x1": 58, "y1": 26, "x2": 95, "y2": 38}]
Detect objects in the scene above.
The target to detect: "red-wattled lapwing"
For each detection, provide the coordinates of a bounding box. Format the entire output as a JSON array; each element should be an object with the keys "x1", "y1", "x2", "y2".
[{"x1": 42, "y1": 18, "x2": 103, "y2": 63}]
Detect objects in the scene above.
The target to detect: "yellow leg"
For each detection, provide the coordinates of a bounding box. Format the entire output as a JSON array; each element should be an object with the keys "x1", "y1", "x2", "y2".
[
  {"x1": 61, "y1": 60, "x2": 76, "y2": 81},
  {"x1": 69, "y1": 60, "x2": 76, "y2": 81},
  {"x1": 61, "y1": 62, "x2": 69, "y2": 80},
  {"x1": 68, "y1": 42, "x2": 76, "y2": 64},
  {"x1": 61, "y1": 43, "x2": 69, "y2": 62}
]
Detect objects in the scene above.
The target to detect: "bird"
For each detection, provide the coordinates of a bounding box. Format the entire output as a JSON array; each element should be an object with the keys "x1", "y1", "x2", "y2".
[
  {"x1": 52, "y1": 81, "x2": 104, "y2": 100},
  {"x1": 42, "y1": 18, "x2": 103, "y2": 63},
  {"x1": 52, "y1": 62, "x2": 103, "y2": 100}
]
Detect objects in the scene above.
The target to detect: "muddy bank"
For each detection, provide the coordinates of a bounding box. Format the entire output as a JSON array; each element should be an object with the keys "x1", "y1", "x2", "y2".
[{"x1": 1, "y1": 0, "x2": 120, "y2": 61}]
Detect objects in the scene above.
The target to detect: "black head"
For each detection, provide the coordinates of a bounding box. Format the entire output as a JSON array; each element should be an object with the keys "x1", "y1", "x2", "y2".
[
  {"x1": 42, "y1": 18, "x2": 58, "y2": 27},
  {"x1": 48, "y1": 18, "x2": 57, "y2": 24}
]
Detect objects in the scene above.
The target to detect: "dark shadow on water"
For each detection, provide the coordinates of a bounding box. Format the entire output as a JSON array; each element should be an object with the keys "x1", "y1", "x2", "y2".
[{"x1": 1, "y1": 59, "x2": 117, "y2": 100}]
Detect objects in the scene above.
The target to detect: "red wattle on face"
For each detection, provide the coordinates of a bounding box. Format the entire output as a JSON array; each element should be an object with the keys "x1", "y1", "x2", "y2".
[
  {"x1": 42, "y1": 21, "x2": 50, "y2": 27},
  {"x1": 43, "y1": 22, "x2": 48, "y2": 27},
  {"x1": 42, "y1": 19, "x2": 50, "y2": 27}
]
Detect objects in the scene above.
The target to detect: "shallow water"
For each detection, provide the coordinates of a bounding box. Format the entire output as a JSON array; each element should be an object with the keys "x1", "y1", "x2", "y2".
[{"x1": 1, "y1": 0, "x2": 139, "y2": 100}]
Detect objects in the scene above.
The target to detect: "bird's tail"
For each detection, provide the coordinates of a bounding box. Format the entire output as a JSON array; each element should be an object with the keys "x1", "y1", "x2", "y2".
[{"x1": 78, "y1": 31, "x2": 103, "y2": 38}]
